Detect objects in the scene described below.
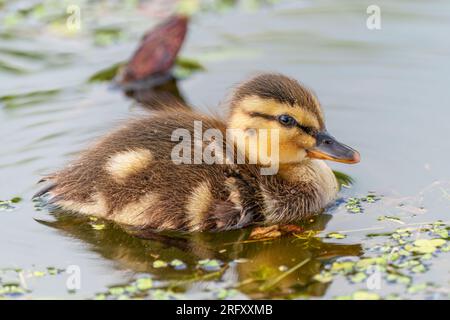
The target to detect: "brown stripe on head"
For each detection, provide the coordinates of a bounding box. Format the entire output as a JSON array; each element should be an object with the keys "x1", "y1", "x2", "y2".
[{"x1": 229, "y1": 73, "x2": 325, "y2": 129}]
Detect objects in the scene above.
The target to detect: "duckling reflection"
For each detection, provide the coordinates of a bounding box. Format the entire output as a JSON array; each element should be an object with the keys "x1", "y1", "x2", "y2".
[{"x1": 36, "y1": 213, "x2": 361, "y2": 298}]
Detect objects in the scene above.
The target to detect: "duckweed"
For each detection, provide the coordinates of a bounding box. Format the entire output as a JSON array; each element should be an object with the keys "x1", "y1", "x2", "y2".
[
  {"x1": 153, "y1": 260, "x2": 168, "y2": 269},
  {"x1": 198, "y1": 259, "x2": 223, "y2": 272},
  {"x1": 326, "y1": 232, "x2": 346, "y2": 239},
  {"x1": 0, "y1": 197, "x2": 21, "y2": 211},
  {"x1": 216, "y1": 288, "x2": 238, "y2": 300},
  {"x1": 135, "y1": 278, "x2": 153, "y2": 291},
  {"x1": 318, "y1": 222, "x2": 450, "y2": 299},
  {"x1": 169, "y1": 259, "x2": 187, "y2": 270},
  {"x1": 378, "y1": 215, "x2": 404, "y2": 224},
  {"x1": 345, "y1": 193, "x2": 380, "y2": 213}
]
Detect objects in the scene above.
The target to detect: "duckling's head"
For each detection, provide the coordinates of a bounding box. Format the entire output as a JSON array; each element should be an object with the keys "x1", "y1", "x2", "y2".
[{"x1": 228, "y1": 73, "x2": 360, "y2": 166}]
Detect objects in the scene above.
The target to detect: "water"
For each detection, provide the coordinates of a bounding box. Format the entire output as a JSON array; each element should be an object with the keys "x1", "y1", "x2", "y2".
[{"x1": 0, "y1": 0, "x2": 449, "y2": 299}]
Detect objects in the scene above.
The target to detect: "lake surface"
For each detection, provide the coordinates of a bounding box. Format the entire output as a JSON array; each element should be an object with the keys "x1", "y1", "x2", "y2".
[{"x1": 0, "y1": 0, "x2": 449, "y2": 299}]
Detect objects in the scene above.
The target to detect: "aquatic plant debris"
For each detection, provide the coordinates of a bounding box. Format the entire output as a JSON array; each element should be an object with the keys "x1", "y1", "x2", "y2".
[
  {"x1": 378, "y1": 215, "x2": 404, "y2": 224},
  {"x1": 5, "y1": 220, "x2": 447, "y2": 300},
  {"x1": 0, "y1": 266, "x2": 65, "y2": 299},
  {"x1": 311, "y1": 221, "x2": 450, "y2": 299},
  {"x1": 333, "y1": 170, "x2": 354, "y2": 188},
  {"x1": 326, "y1": 232, "x2": 347, "y2": 239},
  {"x1": 345, "y1": 193, "x2": 380, "y2": 213},
  {"x1": 249, "y1": 224, "x2": 303, "y2": 240},
  {"x1": 97, "y1": 275, "x2": 184, "y2": 300},
  {"x1": 198, "y1": 259, "x2": 223, "y2": 272},
  {"x1": 170, "y1": 259, "x2": 187, "y2": 270},
  {"x1": 0, "y1": 197, "x2": 22, "y2": 211},
  {"x1": 216, "y1": 288, "x2": 238, "y2": 299},
  {"x1": 153, "y1": 260, "x2": 168, "y2": 269}
]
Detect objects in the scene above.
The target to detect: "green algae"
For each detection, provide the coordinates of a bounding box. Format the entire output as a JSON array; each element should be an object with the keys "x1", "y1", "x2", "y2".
[{"x1": 0, "y1": 196, "x2": 22, "y2": 211}]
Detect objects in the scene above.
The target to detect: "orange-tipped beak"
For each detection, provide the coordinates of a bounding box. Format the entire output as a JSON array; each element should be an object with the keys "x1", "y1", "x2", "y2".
[{"x1": 307, "y1": 131, "x2": 360, "y2": 164}]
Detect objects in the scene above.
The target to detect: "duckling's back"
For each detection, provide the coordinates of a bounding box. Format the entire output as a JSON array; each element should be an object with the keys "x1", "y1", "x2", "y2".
[{"x1": 36, "y1": 109, "x2": 257, "y2": 231}]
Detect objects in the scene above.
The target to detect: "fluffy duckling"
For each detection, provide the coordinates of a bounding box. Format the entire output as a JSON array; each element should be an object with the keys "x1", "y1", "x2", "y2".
[{"x1": 35, "y1": 73, "x2": 360, "y2": 232}]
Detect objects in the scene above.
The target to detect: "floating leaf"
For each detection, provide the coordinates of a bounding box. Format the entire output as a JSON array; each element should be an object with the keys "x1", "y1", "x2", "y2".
[
  {"x1": 407, "y1": 283, "x2": 428, "y2": 294},
  {"x1": 47, "y1": 267, "x2": 59, "y2": 275},
  {"x1": 352, "y1": 291, "x2": 380, "y2": 300},
  {"x1": 94, "y1": 293, "x2": 107, "y2": 300},
  {"x1": 170, "y1": 259, "x2": 187, "y2": 270},
  {"x1": 326, "y1": 232, "x2": 346, "y2": 239},
  {"x1": 153, "y1": 260, "x2": 168, "y2": 268},
  {"x1": 151, "y1": 289, "x2": 181, "y2": 300},
  {"x1": 411, "y1": 238, "x2": 446, "y2": 254},
  {"x1": 313, "y1": 272, "x2": 333, "y2": 283},
  {"x1": 378, "y1": 215, "x2": 404, "y2": 224},
  {"x1": 432, "y1": 228, "x2": 448, "y2": 239},
  {"x1": 10, "y1": 197, "x2": 22, "y2": 203},
  {"x1": 108, "y1": 286, "x2": 125, "y2": 296},
  {"x1": 198, "y1": 259, "x2": 223, "y2": 272},
  {"x1": 0, "y1": 283, "x2": 26, "y2": 296},
  {"x1": 345, "y1": 194, "x2": 380, "y2": 213},
  {"x1": 216, "y1": 288, "x2": 237, "y2": 300},
  {"x1": 249, "y1": 225, "x2": 281, "y2": 240},
  {"x1": 0, "y1": 197, "x2": 21, "y2": 211},
  {"x1": 356, "y1": 257, "x2": 387, "y2": 269},
  {"x1": 32, "y1": 271, "x2": 45, "y2": 277},
  {"x1": 345, "y1": 197, "x2": 362, "y2": 213},
  {"x1": 330, "y1": 261, "x2": 355, "y2": 274},
  {"x1": 411, "y1": 264, "x2": 427, "y2": 273},
  {"x1": 386, "y1": 273, "x2": 411, "y2": 285},
  {"x1": 350, "y1": 272, "x2": 367, "y2": 283},
  {"x1": 135, "y1": 277, "x2": 153, "y2": 291}
]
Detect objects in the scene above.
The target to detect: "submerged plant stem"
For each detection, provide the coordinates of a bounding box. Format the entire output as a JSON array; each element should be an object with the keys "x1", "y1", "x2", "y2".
[{"x1": 259, "y1": 257, "x2": 311, "y2": 291}]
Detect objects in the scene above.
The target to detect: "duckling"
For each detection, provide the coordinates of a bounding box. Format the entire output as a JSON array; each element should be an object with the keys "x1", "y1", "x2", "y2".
[{"x1": 35, "y1": 73, "x2": 360, "y2": 232}]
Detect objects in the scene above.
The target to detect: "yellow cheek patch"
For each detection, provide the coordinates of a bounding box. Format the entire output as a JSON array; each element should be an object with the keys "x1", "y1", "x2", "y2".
[
  {"x1": 185, "y1": 182, "x2": 213, "y2": 231},
  {"x1": 105, "y1": 148, "x2": 153, "y2": 183}
]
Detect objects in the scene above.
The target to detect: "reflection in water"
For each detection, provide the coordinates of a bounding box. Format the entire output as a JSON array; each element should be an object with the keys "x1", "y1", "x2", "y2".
[
  {"x1": 122, "y1": 75, "x2": 188, "y2": 109},
  {"x1": 37, "y1": 213, "x2": 361, "y2": 298}
]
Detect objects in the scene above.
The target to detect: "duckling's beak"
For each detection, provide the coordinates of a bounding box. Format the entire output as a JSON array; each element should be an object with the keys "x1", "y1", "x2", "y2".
[{"x1": 307, "y1": 131, "x2": 360, "y2": 164}]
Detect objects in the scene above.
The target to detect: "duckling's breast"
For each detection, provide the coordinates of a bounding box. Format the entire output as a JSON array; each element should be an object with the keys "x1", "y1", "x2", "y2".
[{"x1": 307, "y1": 160, "x2": 339, "y2": 206}]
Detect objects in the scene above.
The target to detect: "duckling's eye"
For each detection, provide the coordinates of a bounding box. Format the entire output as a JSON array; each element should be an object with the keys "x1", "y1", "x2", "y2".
[{"x1": 278, "y1": 114, "x2": 297, "y2": 127}]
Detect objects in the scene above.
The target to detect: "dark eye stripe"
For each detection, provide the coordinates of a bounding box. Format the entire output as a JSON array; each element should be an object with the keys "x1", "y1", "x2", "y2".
[
  {"x1": 298, "y1": 125, "x2": 316, "y2": 136},
  {"x1": 247, "y1": 112, "x2": 317, "y2": 136}
]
